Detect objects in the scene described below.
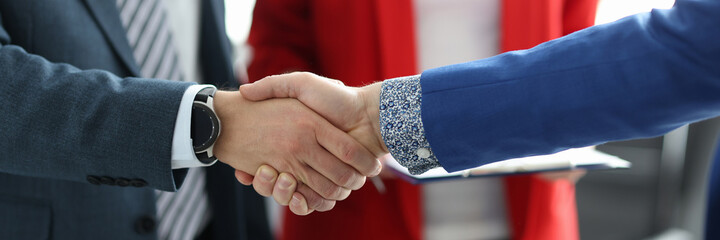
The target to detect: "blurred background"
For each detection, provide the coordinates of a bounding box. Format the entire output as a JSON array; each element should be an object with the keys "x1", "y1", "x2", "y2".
[{"x1": 224, "y1": 1, "x2": 717, "y2": 239}]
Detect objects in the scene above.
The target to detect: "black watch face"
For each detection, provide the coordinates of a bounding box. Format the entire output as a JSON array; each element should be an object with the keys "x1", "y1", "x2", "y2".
[{"x1": 191, "y1": 104, "x2": 216, "y2": 150}]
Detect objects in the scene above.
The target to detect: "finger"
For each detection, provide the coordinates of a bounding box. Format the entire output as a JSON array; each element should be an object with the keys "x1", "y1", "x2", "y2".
[
  {"x1": 315, "y1": 118, "x2": 382, "y2": 178},
  {"x1": 377, "y1": 154, "x2": 396, "y2": 179},
  {"x1": 328, "y1": 79, "x2": 345, "y2": 86},
  {"x1": 234, "y1": 170, "x2": 254, "y2": 186},
  {"x1": 272, "y1": 173, "x2": 298, "y2": 206},
  {"x1": 303, "y1": 141, "x2": 367, "y2": 190},
  {"x1": 239, "y1": 72, "x2": 305, "y2": 101},
  {"x1": 296, "y1": 182, "x2": 336, "y2": 212},
  {"x1": 296, "y1": 163, "x2": 352, "y2": 201},
  {"x1": 240, "y1": 72, "x2": 340, "y2": 102},
  {"x1": 289, "y1": 192, "x2": 314, "y2": 216},
  {"x1": 252, "y1": 165, "x2": 279, "y2": 197}
]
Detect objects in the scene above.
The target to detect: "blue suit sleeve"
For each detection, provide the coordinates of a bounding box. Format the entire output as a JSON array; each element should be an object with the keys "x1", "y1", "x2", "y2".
[
  {"x1": 0, "y1": 14, "x2": 193, "y2": 191},
  {"x1": 419, "y1": 0, "x2": 720, "y2": 172}
]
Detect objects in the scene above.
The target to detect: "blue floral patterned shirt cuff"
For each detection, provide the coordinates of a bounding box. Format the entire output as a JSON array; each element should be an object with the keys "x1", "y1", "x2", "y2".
[{"x1": 379, "y1": 74, "x2": 441, "y2": 175}]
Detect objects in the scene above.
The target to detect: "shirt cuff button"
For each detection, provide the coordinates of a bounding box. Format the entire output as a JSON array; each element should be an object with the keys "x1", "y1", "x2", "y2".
[{"x1": 416, "y1": 148, "x2": 431, "y2": 158}]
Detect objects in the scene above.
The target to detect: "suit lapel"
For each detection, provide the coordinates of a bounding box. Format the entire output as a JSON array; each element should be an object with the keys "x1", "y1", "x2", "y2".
[{"x1": 81, "y1": 0, "x2": 141, "y2": 77}]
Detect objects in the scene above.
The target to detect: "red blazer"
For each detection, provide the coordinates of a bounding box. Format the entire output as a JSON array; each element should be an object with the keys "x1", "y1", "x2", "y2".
[{"x1": 248, "y1": 0, "x2": 597, "y2": 239}]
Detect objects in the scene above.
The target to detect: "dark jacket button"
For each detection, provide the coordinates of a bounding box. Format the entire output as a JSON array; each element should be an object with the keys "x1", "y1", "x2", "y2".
[
  {"x1": 115, "y1": 178, "x2": 130, "y2": 187},
  {"x1": 134, "y1": 215, "x2": 156, "y2": 234},
  {"x1": 86, "y1": 176, "x2": 101, "y2": 185},
  {"x1": 100, "y1": 176, "x2": 116, "y2": 185},
  {"x1": 130, "y1": 179, "x2": 148, "y2": 188}
]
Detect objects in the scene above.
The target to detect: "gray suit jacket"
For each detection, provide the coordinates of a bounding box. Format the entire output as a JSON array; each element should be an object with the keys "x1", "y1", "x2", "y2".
[{"x1": 0, "y1": 0, "x2": 269, "y2": 239}]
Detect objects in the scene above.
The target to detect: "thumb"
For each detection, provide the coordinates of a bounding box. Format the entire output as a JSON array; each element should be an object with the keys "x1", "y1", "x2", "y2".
[
  {"x1": 239, "y1": 72, "x2": 309, "y2": 101},
  {"x1": 239, "y1": 77, "x2": 288, "y2": 101}
]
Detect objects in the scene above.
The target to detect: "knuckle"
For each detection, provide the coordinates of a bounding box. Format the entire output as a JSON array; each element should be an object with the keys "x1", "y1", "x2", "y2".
[
  {"x1": 315, "y1": 200, "x2": 336, "y2": 212},
  {"x1": 306, "y1": 195, "x2": 323, "y2": 210},
  {"x1": 300, "y1": 188, "x2": 325, "y2": 210},
  {"x1": 289, "y1": 72, "x2": 312, "y2": 84},
  {"x1": 340, "y1": 145, "x2": 375, "y2": 177},
  {"x1": 336, "y1": 170, "x2": 358, "y2": 189},
  {"x1": 337, "y1": 141, "x2": 359, "y2": 165},
  {"x1": 309, "y1": 197, "x2": 329, "y2": 211},
  {"x1": 320, "y1": 184, "x2": 343, "y2": 200},
  {"x1": 297, "y1": 71, "x2": 315, "y2": 79},
  {"x1": 343, "y1": 144, "x2": 358, "y2": 163}
]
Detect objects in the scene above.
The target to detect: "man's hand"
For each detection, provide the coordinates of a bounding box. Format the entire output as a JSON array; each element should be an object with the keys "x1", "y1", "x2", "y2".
[
  {"x1": 236, "y1": 165, "x2": 336, "y2": 215},
  {"x1": 212, "y1": 91, "x2": 381, "y2": 203},
  {"x1": 239, "y1": 72, "x2": 387, "y2": 157},
  {"x1": 237, "y1": 72, "x2": 388, "y2": 214}
]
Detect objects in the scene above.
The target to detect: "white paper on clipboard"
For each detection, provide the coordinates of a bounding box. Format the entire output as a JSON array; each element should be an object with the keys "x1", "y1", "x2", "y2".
[{"x1": 385, "y1": 147, "x2": 631, "y2": 184}]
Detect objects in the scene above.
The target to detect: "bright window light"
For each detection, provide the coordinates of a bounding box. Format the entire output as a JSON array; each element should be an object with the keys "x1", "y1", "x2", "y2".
[
  {"x1": 595, "y1": 0, "x2": 675, "y2": 25},
  {"x1": 225, "y1": 0, "x2": 256, "y2": 44}
]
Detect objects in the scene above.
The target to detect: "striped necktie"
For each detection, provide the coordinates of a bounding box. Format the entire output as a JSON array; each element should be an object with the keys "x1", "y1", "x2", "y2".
[{"x1": 116, "y1": 0, "x2": 210, "y2": 239}]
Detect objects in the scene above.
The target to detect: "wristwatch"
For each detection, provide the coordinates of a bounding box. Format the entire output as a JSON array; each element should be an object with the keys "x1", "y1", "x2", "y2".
[{"x1": 190, "y1": 87, "x2": 221, "y2": 164}]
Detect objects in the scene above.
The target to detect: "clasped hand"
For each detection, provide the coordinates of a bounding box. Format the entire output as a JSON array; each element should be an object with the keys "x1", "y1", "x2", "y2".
[{"x1": 212, "y1": 72, "x2": 386, "y2": 215}]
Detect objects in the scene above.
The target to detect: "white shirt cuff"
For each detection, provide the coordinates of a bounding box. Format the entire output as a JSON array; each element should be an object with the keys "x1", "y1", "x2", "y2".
[{"x1": 171, "y1": 84, "x2": 217, "y2": 169}]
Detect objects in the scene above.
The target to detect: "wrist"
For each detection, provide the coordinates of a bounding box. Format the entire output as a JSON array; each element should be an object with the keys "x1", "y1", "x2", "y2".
[
  {"x1": 208, "y1": 90, "x2": 241, "y2": 165},
  {"x1": 359, "y1": 82, "x2": 387, "y2": 154}
]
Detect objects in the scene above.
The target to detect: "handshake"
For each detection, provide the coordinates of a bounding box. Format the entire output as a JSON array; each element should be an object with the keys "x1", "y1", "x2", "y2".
[{"x1": 211, "y1": 72, "x2": 388, "y2": 216}]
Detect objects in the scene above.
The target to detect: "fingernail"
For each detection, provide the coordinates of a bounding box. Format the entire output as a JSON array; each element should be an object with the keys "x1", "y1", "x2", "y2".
[
  {"x1": 291, "y1": 195, "x2": 301, "y2": 207},
  {"x1": 370, "y1": 163, "x2": 382, "y2": 177},
  {"x1": 278, "y1": 174, "x2": 293, "y2": 189},
  {"x1": 259, "y1": 167, "x2": 275, "y2": 181}
]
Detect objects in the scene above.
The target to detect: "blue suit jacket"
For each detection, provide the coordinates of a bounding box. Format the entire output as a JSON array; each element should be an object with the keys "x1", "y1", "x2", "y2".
[
  {"x1": 420, "y1": 0, "x2": 719, "y2": 237},
  {"x1": 421, "y1": 0, "x2": 720, "y2": 172},
  {"x1": 0, "y1": 1, "x2": 269, "y2": 239}
]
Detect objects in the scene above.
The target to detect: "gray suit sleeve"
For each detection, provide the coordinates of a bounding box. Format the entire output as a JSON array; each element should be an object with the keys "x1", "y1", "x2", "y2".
[{"x1": 0, "y1": 19, "x2": 194, "y2": 192}]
